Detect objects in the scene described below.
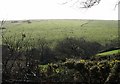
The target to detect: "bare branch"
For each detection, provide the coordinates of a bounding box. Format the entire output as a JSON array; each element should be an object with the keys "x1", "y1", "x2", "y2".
[
  {"x1": 61, "y1": 0, "x2": 101, "y2": 8},
  {"x1": 0, "y1": 20, "x2": 6, "y2": 28},
  {"x1": 114, "y1": 0, "x2": 120, "y2": 10},
  {"x1": 0, "y1": 20, "x2": 6, "y2": 36},
  {"x1": 80, "y1": 0, "x2": 101, "y2": 8}
]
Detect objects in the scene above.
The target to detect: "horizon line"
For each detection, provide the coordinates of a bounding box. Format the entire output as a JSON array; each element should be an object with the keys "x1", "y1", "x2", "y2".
[{"x1": 0, "y1": 18, "x2": 118, "y2": 21}]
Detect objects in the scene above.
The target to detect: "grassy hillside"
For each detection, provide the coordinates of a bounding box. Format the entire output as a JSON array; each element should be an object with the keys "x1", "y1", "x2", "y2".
[{"x1": 1, "y1": 20, "x2": 118, "y2": 46}]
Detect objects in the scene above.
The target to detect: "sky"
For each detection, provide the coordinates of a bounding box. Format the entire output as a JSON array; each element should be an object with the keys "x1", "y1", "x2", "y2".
[{"x1": 0, "y1": 0, "x2": 118, "y2": 20}]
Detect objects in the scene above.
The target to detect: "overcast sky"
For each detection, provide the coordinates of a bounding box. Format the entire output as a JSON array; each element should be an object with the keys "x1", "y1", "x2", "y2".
[{"x1": 0, "y1": 0, "x2": 118, "y2": 20}]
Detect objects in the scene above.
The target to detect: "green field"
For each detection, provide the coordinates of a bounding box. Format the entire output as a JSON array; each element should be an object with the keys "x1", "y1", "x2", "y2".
[
  {"x1": 96, "y1": 49, "x2": 120, "y2": 57},
  {"x1": 1, "y1": 19, "x2": 118, "y2": 46}
]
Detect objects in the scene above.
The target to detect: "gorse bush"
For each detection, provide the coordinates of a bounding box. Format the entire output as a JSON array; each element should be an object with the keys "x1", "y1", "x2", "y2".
[{"x1": 2, "y1": 34, "x2": 119, "y2": 83}]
